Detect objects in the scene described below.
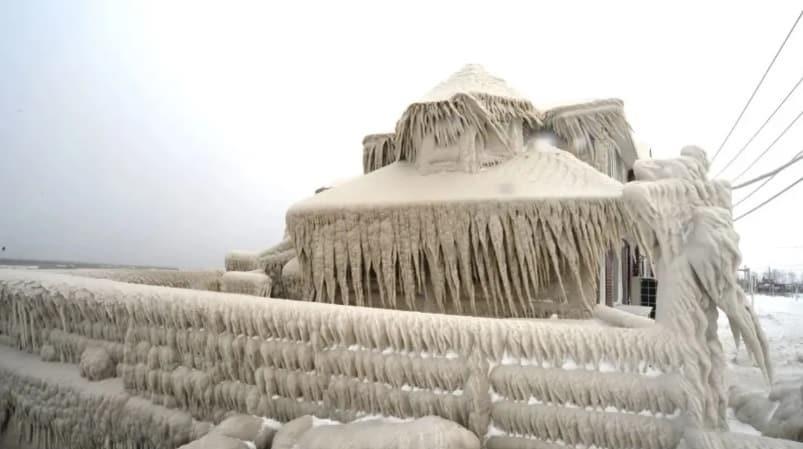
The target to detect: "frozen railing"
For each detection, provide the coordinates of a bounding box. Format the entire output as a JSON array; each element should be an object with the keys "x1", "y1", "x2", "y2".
[{"x1": 0, "y1": 269, "x2": 723, "y2": 449}]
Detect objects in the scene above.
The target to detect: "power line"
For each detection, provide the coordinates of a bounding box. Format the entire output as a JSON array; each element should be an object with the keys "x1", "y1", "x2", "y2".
[
  {"x1": 733, "y1": 150, "x2": 803, "y2": 190},
  {"x1": 730, "y1": 108, "x2": 803, "y2": 182},
  {"x1": 715, "y1": 73, "x2": 803, "y2": 177},
  {"x1": 734, "y1": 172, "x2": 803, "y2": 221},
  {"x1": 711, "y1": 9, "x2": 803, "y2": 163},
  {"x1": 733, "y1": 152, "x2": 802, "y2": 207}
]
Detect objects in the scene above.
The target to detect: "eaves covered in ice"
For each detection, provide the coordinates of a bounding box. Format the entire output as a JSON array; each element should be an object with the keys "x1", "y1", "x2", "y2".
[{"x1": 287, "y1": 146, "x2": 628, "y2": 318}]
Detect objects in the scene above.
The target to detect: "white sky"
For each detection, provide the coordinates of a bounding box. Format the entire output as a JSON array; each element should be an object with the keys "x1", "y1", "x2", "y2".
[{"x1": 1, "y1": 1, "x2": 803, "y2": 271}]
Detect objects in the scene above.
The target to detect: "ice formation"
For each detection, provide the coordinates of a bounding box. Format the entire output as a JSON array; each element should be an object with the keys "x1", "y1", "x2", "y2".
[
  {"x1": 288, "y1": 148, "x2": 627, "y2": 318},
  {"x1": 623, "y1": 147, "x2": 772, "y2": 430},
  {"x1": 220, "y1": 271, "x2": 272, "y2": 297},
  {"x1": 179, "y1": 415, "x2": 276, "y2": 449},
  {"x1": 79, "y1": 346, "x2": 116, "y2": 381},
  {"x1": 226, "y1": 250, "x2": 261, "y2": 272},
  {"x1": 273, "y1": 415, "x2": 480, "y2": 449},
  {"x1": 0, "y1": 65, "x2": 795, "y2": 449},
  {"x1": 730, "y1": 380, "x2": 803, "y2": 442},
  {"x1": 543, "y1": 98, "x2": 638, "y2": 181},
  {"x1": 394, "y1": 64, "x2": 541, "y2": 172},
  {"x1": 0, "y1": 344, "x2": 209, "y2": 449},
  {"x1": 0, "y1": 260, "x2": 789, "y2": 448},
  {"x1": 363, "y1": 133, "x2": 397, "y2": 174},
  {"x1": 53, "y1": 268, "x2": 224, "y2": 291}
]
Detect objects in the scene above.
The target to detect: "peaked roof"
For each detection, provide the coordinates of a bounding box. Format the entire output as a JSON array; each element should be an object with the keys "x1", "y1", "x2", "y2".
[{"x1": 419, "y1": 64, "x2": 530, "y2": 103}]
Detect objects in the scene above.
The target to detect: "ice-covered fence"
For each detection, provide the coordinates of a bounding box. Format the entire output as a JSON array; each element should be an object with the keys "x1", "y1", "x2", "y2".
[
  {"x1": 0, "y1": 270, "x2": 717, "y2": 448},
  {"x1": 50, "y1": 268, "x2": 224, "y2": 291},
  {"x1": 219, "y1": 271, "x2": 272, "y2": 297},
  {"x1": 0, "y1": 344, "x2": 209, "y2": 449}
]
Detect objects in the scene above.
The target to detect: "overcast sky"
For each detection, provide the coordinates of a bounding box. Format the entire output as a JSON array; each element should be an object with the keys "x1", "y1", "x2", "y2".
[{"x1": 2, "y1": 1, "x2": 803, "y2": 271}]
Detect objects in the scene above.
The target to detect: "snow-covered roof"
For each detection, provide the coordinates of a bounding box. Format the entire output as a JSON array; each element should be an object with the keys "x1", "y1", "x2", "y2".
[
  {"x1": 418, "y1": 64, "x2": 528, "y2": 103},
  {"x1": 291, "y1": 144, "x2": 623, "y2": 213},
  {"x1": 543, "y1": 98, "x2": 626, "y2": 120}
]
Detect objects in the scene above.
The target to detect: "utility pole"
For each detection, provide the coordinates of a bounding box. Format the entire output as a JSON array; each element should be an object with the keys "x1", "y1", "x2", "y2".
[
  {"x1": 770, "y1": 266, "x2": 775, "y2": 296},
  {"x1": 739, "y1": 267, "x2": 755, "y2": 308}
]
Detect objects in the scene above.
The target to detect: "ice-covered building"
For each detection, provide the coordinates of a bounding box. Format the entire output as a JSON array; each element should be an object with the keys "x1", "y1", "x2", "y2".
[
  {"x1": 289, "y1": 65, "x2": 629, "y2": 318},
  {"x1": 321, "y1": 65, "x2": 650, "y2": 315}
]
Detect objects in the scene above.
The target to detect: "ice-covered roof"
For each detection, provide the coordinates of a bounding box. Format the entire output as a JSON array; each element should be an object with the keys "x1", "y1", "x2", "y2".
[
  {"x1": 290, "y1": 143, "x2": 623, "y2": 213},
  {"x1": 395, "y1": 65, "x2": 543, "y2": 163},
  {"x1": 543, "y1": 98, "x2": 638, "y2": 172},
  {"x1": 543, "y1": 98, "x2": 626, "y2": 119}
]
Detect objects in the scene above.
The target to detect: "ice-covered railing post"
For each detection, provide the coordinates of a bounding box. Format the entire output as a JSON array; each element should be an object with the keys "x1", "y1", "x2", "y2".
[{"x1": 623, "y1": 146, "x2": 771, "y2": 429}]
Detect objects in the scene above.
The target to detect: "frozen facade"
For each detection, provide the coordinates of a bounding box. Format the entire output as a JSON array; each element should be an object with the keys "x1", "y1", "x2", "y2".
[{"x1": 0, "y1": 65, "x2": 799, "y2": 449}]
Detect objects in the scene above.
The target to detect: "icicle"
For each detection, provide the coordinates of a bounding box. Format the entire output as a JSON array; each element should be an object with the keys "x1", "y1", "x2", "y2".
[
  {"x1": 409, "y1": 209, "x2": 424, "y2": 296},
  {"x1": 360, "y1": 219, "x2": 373, "y2": 308},
  {"x1": 421, "y1": 208, "x2": 446, "y2": 312},
  {"x1": 501, "y1": 211, "x2": 525, "y2": 315},
  {"x1": 322, "y1": 222, "x2": 336, "y2": 303},
  {"x1": 436, "y1": 207, "x2": 462, "y2": 313},
  {"x1": 334, "y1": 218, "x2": 349, "y2": 306},
  {"x1": 512, "y1": 211, "x2": 535, "y2": 302},
  {"x1": 473, "y1": 212, "x2": 500, "y2": 316},
  {"x1": 397, "y1": 210, "x2": 416, "y2": 310},
  {"x1": 454, "y1": 209, "x2": 476, "y2": 315},
  {"x1": 345, "y1": 213, "x2": 364, "y2": 307},
  {"x1": 379, "y1": 214, "x2": 397, "y2": 309}
]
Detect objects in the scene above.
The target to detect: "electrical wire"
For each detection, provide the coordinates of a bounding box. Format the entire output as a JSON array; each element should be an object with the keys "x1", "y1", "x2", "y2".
[
  {"x1": 734, "y1": 172, "x2": 803, "y2": 221},
  {"x1": 715, "y1": 73, "x2": 803, "y2": 177},
  {"x1": 733, "y1": 150, "x2": 803, "y2": 190},
  {"x1": 734, "y1": 151, "x2": 803, "y2": 208},
  {"x1": 711, "y1": 9, "x2": 803, "y2": 163},
  {"x1": 730, "y1": 109, "x2": 803, "y2": 182}
]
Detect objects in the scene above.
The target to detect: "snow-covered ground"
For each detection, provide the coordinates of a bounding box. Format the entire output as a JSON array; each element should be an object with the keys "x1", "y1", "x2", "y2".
[{"x1": 719, "y1": 293, "x2": 803, "y2": 435}]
